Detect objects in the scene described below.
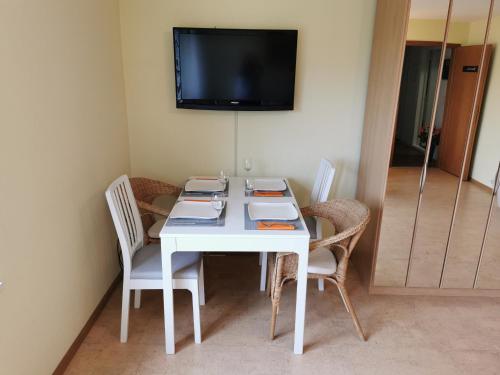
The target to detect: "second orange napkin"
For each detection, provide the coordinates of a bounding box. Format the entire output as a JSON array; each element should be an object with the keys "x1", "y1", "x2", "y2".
[
  {"x1": 253, "y1": 191, "x2": 284, "y2": 197},
  {"x1": 256, "y1": 222, "x2": 295, "y2": 230}
]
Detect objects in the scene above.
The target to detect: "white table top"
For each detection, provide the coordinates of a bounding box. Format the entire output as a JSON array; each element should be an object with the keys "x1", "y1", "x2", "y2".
[{"x1": 159, "y1": 177, "x2": 310, "y2": 240}]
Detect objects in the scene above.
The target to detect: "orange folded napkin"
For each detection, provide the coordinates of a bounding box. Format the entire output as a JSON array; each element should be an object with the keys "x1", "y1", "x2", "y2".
[
  {"x1": 253, "y1": 191, "x2": 284, "y2": 197},
  {"x1": 256, "y1": 221, "x2": 295, "y2": 230}
]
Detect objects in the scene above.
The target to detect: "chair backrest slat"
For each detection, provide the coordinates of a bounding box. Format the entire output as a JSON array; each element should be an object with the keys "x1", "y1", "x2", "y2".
[
  {"x1": 105, "y1": 175, "x2": 144, "y2": 269},
  {"x1": 311, "y1": 158, "x2": 335, "y2": 205}
]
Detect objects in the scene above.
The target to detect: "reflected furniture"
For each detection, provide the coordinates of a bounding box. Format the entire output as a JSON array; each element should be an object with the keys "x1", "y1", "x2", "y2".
[
  {"x1": 269, "y1": 199, "x2": 370, "y2": 341},
  {"x1": 354, "y1": 0, "x2": 500, "y2": 296},
  {"x1": 160, "y1": 177, "x2": 310, "y2": 354},
  {"x1": 105, "y1": 175, "x2": 204, "y2": 344}
]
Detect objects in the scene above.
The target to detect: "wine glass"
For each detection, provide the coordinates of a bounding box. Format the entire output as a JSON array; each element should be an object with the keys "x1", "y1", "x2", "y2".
[
  {"x1": 211, "y1": 193, "x2": 225, "y2": 224},
  {"x1": 218, "y1": 169, "x2": 228, "y2": 184},
  {"x1": 245, "y1": 178, "x2": 254, "y2": 193},
  {"x1": 243, "y1": 158, "x2": 253, "y2": 174}
]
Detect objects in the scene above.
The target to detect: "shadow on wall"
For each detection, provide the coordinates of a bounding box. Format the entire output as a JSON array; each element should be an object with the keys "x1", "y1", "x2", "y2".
[{"x1": 78, "y1": 186, "x2": 120, "y2": 280}]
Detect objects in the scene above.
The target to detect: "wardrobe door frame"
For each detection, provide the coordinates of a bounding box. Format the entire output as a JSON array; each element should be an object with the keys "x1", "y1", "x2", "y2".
[{"x1": 352, "y1": 0, "x2": 411, "y2": 287}]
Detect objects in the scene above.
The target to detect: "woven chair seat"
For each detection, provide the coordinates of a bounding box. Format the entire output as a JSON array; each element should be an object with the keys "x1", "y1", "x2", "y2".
[{"x1": 308, "y1": 247, "x2": 337, "y2": 275}]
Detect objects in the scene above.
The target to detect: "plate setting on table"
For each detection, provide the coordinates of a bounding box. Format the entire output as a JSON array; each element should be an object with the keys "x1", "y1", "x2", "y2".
[
  {"x1": 181, "y1": 174, "x2": 229, "y2": 197},
  {"x1": 245, "y1": 178, "x2": 291, "y2": 197},
  {"x1": 245, "y1": 202, "x2": 302, "y2": 231},
  {"x1": 167, "y1": 197, "x2": 226, "y2": 227}
]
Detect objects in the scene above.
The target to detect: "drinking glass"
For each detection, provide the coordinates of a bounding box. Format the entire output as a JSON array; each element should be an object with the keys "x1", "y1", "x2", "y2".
[
  {"x1": 245, "y1": 178, "x2": 254, "y2": 192},
  {"x1": 218, "y1": 170, "x2": 228, "y2": 184},
  {"x1": 211, "y1": 193, "x2": 225, "y2": 224}
]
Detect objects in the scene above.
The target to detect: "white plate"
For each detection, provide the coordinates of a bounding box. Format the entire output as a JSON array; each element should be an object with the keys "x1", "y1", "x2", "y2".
[
  {"x1": 253, "y1": 179, "x2": 287, "y2": 192},
  {"x1": 185, "y1": 179, "x2": 226, "y2": 192},
  {"x1": 170, "y1": 201, "x2": 220, "y2": 220},
  {"x1": 248, "y1": 202, "x2": 298, "y2": 221}
]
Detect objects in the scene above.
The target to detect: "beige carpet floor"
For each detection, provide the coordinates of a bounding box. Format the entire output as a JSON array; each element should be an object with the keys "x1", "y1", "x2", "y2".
[{"x1": 64, "y1": 254, "x2": 500, "y2": 375}]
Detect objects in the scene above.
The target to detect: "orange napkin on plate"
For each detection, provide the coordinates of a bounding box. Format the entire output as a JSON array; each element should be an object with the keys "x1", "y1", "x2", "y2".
[
  {"x1": 256, "y1": 221, "x2": 295, "y2": 230},
  {"x1": 253, "y1": 191, "x2": 284, "y2": 197}
]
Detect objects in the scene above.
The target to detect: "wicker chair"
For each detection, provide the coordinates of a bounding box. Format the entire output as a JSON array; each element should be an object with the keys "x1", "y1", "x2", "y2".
[
  {"x1": 129, "y1": 177, "x2": 182, "y2": 244},
  {"x1": 269, "y1": 199, "x2": 370, "y2": 341}
]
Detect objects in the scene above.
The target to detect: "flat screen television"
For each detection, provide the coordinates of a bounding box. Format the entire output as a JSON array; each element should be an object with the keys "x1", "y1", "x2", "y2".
[{"x1": 173, "y1": 27, "x2": 298, "y2": 111}]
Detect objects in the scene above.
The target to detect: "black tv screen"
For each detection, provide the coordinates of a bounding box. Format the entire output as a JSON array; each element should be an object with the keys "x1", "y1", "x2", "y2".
[{"x1": 173, "y1": 27, "x2": 297, "y2": 111}]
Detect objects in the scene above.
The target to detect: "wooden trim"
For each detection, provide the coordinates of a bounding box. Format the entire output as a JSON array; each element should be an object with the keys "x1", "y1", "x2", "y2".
[
  {"x1": 370, "y1": 285, "x2": 500, "y2": 297},
  {"x1": 406, "y1": 40, "x2": 461, "y2": 48},
  {"x1": 470, "y1": 178, "x2": 494, "y2": 194},
  {"x1": 53, "y1": 273, "x2": 122, "y2": 375},
  {"x1": 353, "y1": 0, "x2": 411, "y2": 287}
]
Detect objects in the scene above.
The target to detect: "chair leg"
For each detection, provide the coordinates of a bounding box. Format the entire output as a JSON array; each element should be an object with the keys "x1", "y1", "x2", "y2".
[
  {"x1": 337, "y1": 283, "x2": 366, "y2": 341},
  {"x1": 260, "y1": 252, "x2": 268, "y2": 291},
  {"x1": 318, "y1": 279, "x2": 325, "y2": 291},
  {"x1": 191, "y1": 282, "x2": 202, "y2": 344},
  {"x1": 134, "y1": 289, "x2": 141, "y2": 309},
  {"x1": 259, "y1": 251, "x2": 263, "y2": 265},
  {"x1": 120, "y1": 281, "x2": 130, "y2": 343},
  {"x1": 270, "y1": 303, "x2": 279, "y2": 340},
  {"x1": 199, "y1": 261, "x2": 206, "y2": 306}
]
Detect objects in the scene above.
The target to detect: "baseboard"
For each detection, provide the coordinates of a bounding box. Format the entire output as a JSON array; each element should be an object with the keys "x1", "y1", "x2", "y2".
[
  {"x1": 470, "y1": 178, "x2": 493, "y2": 194},
  {"x1": 53, "y1": 273, "x2": 122, "y2": 375},
  {"x1": 369, "y1": 285, "x2": 500, "y2": 297}
]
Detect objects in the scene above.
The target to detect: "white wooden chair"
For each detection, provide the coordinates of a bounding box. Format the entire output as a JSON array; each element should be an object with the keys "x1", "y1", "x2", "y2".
[
  {"x1": 105, "y1": 175, "x2": 205, "y2": 344},
  {"x1": 259, "y1": 158, "x2": 335, "y2": 291}
]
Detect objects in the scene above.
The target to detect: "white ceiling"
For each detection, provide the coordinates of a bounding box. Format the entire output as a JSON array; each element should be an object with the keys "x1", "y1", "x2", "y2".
[{"x1": 410, "y1": 0, "x2": 498, "y2": 21}]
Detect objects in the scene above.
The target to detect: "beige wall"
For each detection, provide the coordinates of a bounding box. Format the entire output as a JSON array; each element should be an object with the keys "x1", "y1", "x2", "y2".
[
  {"x1": 469, "y1": 16, "x2": 500, "y2": 187},
  {"x1": 119, "y1": 0, "x2": 376, "y2": 203},
  {"x1": 407, "y1": 19, "x2": 470, "y2": 44},
  {"x1": 0, "y1": 1, "x2": 129, "y2": 374}
]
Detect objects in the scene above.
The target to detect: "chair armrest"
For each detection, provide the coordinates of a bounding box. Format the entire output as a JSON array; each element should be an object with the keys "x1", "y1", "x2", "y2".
[
  {"x1": 300, "y1": 205, "x2": 315, "y2": 218},
  {"x1": 309, "y1": 231, "x2": 351, "y2": 251},
  {"x1": 137, "y1": 200, "x2": 170, "y2": 217}
]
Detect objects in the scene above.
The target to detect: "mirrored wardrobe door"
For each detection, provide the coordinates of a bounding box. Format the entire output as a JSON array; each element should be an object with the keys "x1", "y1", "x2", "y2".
[
  {"x1": 474, "y1": 0, "x2": 500, "y2": 289},
  {"x1": 406, "y1": 0, "x2": 492, "y2": 288},
  {"x1": 476, "y1": 164, "x2": 500, "y2": 288},
  {"x1": 440, "y1": 0, "x2": 495, "y2": 289},
  {"x1": 373, "y1": 0, "x2": 449, "y2": 287}
]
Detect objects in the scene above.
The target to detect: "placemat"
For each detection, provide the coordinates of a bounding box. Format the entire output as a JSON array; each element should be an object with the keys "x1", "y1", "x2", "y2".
[
  {"x1": 244, "y1": 204, "x2": 303, "y2": 231},
  {"x1": 245, "y1": 180, "x2": 292, "y2": 197},
  {"x1": 166, "y1": 205, "x2": 226, "y2": 227},
  {"x1": 181, "y1": 180, "x2": 229, "y2": 197}
]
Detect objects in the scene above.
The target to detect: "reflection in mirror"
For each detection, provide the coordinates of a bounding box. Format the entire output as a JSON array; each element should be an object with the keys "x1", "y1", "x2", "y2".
[
  {"x1": 473, "y1": 1, "x2": 500, "y2": 289},
  {"x1": 408, "y1": 0, "x2": 493, "y2": 288},
  {"x1": 373, "y1": 0, "x2": 448, "y2": 287}
]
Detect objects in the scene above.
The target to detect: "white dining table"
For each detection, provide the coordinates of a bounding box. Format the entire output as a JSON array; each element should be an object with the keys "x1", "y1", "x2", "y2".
[{"x1": 159, "y1": 176, "x2": 310, "y2": 354}]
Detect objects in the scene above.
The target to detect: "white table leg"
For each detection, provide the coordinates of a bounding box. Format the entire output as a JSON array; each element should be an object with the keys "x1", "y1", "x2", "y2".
[
  {"x1": 294, "y1": 249, "x2": 308, "y2": 354},
  {"x1": 318, "y1": 279, "x2": 325, "y2": 291},
  {"x1": 259, "y1": 252, "x2": 268, "y2": 291},
  {"x1": 161, "y1": 240, "x2": 175, "y2": 354}
]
